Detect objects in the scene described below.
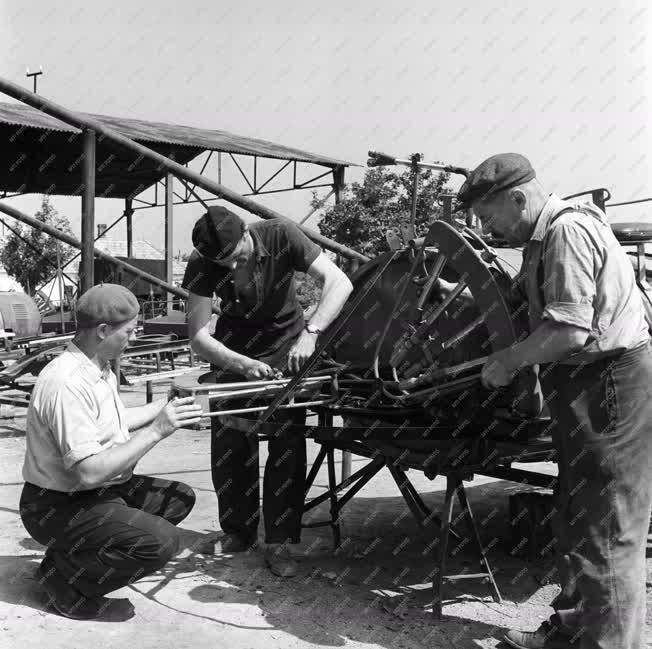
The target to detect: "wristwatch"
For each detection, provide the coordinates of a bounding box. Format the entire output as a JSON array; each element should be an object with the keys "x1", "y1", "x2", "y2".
[{"x1": 304, "y1": 322, "x2": 322, "y2": 335}]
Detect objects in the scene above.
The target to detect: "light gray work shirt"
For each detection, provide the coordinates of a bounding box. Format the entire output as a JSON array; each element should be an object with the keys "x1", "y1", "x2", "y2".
[{"x1": 520, "y1": 194, "x2": 649, "y2": 364}]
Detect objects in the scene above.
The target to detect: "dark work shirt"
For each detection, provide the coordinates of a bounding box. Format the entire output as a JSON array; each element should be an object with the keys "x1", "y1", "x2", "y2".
[{"x1": 182, "y1": 219, "x2": 321, "y2": 360}]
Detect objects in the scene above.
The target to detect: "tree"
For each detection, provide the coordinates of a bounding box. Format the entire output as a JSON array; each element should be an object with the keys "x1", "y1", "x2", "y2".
[
  {"x1": 0, "y1": 197, "x2": 76, "y2": 294},
  {"x1": 313, "y1": 161, "x2": 452, "y2": 258}
]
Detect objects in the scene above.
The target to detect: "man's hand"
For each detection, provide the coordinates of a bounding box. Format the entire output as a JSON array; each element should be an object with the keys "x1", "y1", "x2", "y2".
[
  {"x1": 242, "y1": 359, "x2": 275, "y2": 381},
  {"x1": 151, "y1": 396, "x2": 203, "y2": 439},
  {"x1": 287, "y1": 330, "x2": 317, "y2": 374},
  {"x1": 481, "y1": 349, "x2": 519, "y2": 389}
]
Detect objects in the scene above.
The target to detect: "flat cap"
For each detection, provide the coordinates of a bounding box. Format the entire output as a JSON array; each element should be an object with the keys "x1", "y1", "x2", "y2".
[
  {"x1": 192, "y1": 206, "x2": 246, "y2": 260},
  {"x1": 456, "y1": 153, "x2": 536, "y2": 211},
  {"x1": 76, "y1": 283, "x2": 140, "y2": 329}
]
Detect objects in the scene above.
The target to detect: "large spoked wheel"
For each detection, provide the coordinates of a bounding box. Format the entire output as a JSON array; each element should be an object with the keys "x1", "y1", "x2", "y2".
[{"x1": 328, "y1": 219, "x2": 539, "y2": 433}]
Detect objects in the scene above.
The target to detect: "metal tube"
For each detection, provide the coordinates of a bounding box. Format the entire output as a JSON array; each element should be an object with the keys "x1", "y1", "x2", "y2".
[
  {"x1": 409, "y1": 166, "x2": 419, "y2": 238},
  {"x1": 125, "y1": 198, "x2": 133, "y2": 258},
  {"x1": 0, "y1": 200, "x2": 220, "y2": 315},
  {"x1": 197, "y1": 375, "x2": 330, "y2": 392},
  {"x1": 199, "y1": 398, "x2": 333, "y2": 418},
  {"x1": 0, "y1": 77, "x2": 369, "y2": 264},
  {"x1": 165, "y1": 155, "x2": 174, "y2": 315},
  {"x1": 80, "y1": 129, "x2": 96, "y2": 293},
  {"x1": 56, "y1": 241, "x2": 65, "y2": 334}
]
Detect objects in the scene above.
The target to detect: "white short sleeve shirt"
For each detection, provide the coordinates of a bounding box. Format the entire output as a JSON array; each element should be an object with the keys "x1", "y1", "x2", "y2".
[{"x1": 22, "y1": 343, "x2": 132, "y2": 492}]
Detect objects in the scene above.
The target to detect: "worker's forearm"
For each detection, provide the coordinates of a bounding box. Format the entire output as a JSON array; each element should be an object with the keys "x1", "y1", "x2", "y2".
[
  {"x1": 126, "y1": 398, "x2": 167, "y2": 431},
  {"x1": 508, "y1": 320, "x2": 589, "y2": 371},
  {"x1": 190, "y1": 333, "x2": 251, "y2": 374},
  {"x1": 308, "y1": 277, "x2": 353, "y2": 331},
  {"x1": 75, "y1": 426, "x2": 162, "y2": 489}
]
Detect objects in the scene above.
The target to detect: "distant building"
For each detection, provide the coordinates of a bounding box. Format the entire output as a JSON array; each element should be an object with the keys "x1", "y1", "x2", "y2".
[
  {"x1": 38, "y1": 236, "x2": 188, "y2": 305},
  {"x1": 94, "y1": 239, "x2": 187, "y2": 284}
]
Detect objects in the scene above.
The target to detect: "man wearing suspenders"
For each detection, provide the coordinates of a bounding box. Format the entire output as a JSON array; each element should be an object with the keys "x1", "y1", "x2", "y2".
[{"x1": 458, "y1": 153, "x2": 652, "y2": 649}]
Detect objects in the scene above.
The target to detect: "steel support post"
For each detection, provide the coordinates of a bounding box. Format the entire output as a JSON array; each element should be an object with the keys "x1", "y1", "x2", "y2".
[
  {"x1": 333, "y1": 165, "x2": 345, "y2": 204},
  {"x1": 165, "y1": 155, "x2": 174, "y2": 315},
  {"x1": 334, "y1": 165, "x2": 353, "y2": 481},
  {"x1": 125, "y1": 198, "x2": 134, "y2": 258},
  {"x1": 80, "y1": 129, "x2": 96, "y2": 294}
]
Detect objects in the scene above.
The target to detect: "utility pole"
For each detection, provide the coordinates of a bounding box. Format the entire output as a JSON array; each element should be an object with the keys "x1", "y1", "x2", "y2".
[{"x1": 25, "y1": 66, "x2": 43, "y2": 93}]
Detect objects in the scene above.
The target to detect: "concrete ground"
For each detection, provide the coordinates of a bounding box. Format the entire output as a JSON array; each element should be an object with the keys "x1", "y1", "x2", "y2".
[{"x1": 1, "y1": 381, "x2": 651, "y2": 649}]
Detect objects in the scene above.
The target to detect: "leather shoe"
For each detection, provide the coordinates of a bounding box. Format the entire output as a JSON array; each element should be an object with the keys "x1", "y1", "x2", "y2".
[
  {"x1": 36, "y1": 565, "x2": 134, "y2": 621},
  {"x1": 504, "y1": 620, "x2": 579, "y2": 649},
  {"x1": 264, "y1": 543, "x2": 299, "y2": 578}
]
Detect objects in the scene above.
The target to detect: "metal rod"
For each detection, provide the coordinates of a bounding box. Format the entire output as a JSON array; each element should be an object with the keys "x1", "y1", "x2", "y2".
[
  {"x1": 299, "y1": 189, "x2": 334, "y2": 224},
  {"x1": 416, "y1": 253, "x2": 447, "y2": 312},
  {"x1": 0, "y1": 77, "x2": 368, "y2": 264},
  {"x1": 367, "y1": 151, "x2": 469, "y2": 177},
  {"x1": 423, "y1": 277, "x2": 468, "y2": 328},
  {"x1": 606, "y1": 197, "x2": 652, "y2": 208},
  {"x1": 197, "y1": 375, "x2": 331, "y2": 392},
  {"x1": 56, "y1": 241, "x2": 65, "y2": 333},
  {"x1": 398, "y1": 356, "x2": 487, "y2": 391},
  {"x1": 199, "y1": 398, "x2": 333, "y2": 418},
  {"x1": 440, "y1": 313, "x2": 487, "y2": 350}
]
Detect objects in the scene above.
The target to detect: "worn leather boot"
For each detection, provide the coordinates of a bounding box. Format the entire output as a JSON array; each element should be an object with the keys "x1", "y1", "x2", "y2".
[
  {"x1": 504, "y1": 620, "x2": 579, "y2": 649},
  {"x1": 264, "y1": 543, "x2": 299, "y2": 578},
  {"x1": 36, "y1": 565, "x2": 134, "y2": 621}
]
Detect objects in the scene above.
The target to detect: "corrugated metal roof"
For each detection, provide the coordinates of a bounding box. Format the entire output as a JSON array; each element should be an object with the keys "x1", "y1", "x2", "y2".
[{"x1": 0, "y1": 102, "x2": 353, "y2": 167}]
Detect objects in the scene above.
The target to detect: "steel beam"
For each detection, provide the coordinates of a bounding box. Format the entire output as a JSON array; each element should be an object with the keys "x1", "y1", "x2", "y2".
[{"x1": 0, "y1": 77, "x2": 368, "y2": 264}]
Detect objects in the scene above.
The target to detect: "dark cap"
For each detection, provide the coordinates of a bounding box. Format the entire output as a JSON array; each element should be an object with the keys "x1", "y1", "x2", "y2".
[
  {"x1": 192, "y1": 206, "x2": 246, "y2": 260},
  {"x1": 76, "y1": 283, "x2": 140, "y2": 329},
  {"x1": 456, "y1": 153, "x2": 536, "y2": 211}
]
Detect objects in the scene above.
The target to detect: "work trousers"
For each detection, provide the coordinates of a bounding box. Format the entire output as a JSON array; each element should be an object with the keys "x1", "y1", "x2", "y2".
[
  {"x1": 210, "y1": 396, "x2": 306, "y2": 545},
  {"x1": 540, "y1": 341, "x2": 652, "y2": 649},
  {"x1": 20, "y1": 475, "x2": 195, "y2": 598}
]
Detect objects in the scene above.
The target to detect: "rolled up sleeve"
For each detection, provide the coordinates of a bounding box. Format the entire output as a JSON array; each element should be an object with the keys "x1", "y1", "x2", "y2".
[
  {"x1": 541, "y1": 222, "x2": 596, "y2": 330},
  {"x1": 48, "y1": 386, "x2": 104, "y2": 468}
]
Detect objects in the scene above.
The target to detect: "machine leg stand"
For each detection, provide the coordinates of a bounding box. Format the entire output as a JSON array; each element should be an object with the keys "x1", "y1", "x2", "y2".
[
  {"x1": 326, "y1": 447, "x2": 342, "y2": 548},
  {"x1": 432, "y1": 474, "x2": 502, "y2": 620}
]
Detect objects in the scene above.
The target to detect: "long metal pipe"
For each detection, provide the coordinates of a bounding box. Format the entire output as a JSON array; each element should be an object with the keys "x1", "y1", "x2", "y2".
[
  {"x1": 0, "y1": 200, "x2": 221, "y2": 312},
  {"x1": 0, "y1": 76, "x2": 369, "y2": 264}
]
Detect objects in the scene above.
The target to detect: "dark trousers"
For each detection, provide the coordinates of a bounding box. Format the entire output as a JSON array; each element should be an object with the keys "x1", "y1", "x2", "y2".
[
  {"x1": 540, "y1": 342, "x2": 652, "y2": 649},
  {"x1": 20, "y1": 475, "x2": 195, "y2": 598},
  {"x1": 210, "y1": 401, "x2": 306, "y2": 544}
]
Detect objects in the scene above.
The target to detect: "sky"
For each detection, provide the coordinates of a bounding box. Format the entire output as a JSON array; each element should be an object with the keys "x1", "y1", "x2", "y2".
[{"x1": 0, "y1": 0, "x2": 650, "y2": 257}]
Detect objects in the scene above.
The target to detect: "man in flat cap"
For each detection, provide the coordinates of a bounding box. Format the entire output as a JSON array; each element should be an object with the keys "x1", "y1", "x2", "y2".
[
  {"x1": 459, "y1": 154, "x2": 652, "y2": 648},
  {"x1": 20, "y1": 283, "x2": 203, "y2": 620},
  {"x1": 182, "y1": 206, "x2": 353, "y2": 577}
]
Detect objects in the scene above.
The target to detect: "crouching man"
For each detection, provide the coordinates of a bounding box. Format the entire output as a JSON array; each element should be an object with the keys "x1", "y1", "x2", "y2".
[{"x1": 19, "y1": 284, "x2": 203, "y2": 620}]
